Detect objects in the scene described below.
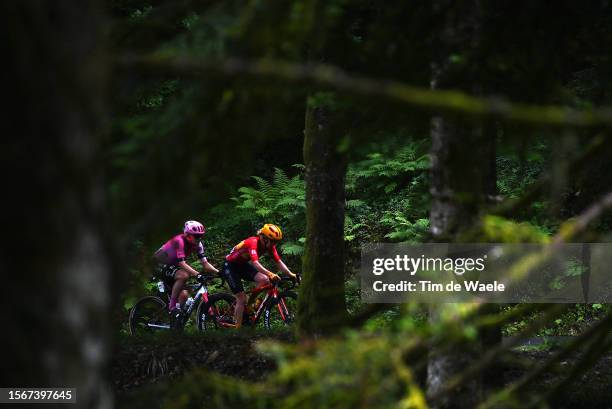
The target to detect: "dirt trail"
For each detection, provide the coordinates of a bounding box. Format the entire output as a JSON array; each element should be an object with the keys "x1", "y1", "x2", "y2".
[{"x1": 112, "y1": 330, "x2": 293, "y2": 392}]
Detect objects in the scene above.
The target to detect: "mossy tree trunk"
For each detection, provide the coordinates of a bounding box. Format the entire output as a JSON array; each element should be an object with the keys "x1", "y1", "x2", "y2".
[
  {"x1": 297, "y1": 98, "x2": 349, "y2": 337},
  {"x1": 1, "y1": 2, "x2": 113, "y2": 408},
  {"x1": 426, "y1": 1, "x2": 493, "y2": 408},
  {"x1": 428, "y1": 113, "x2": 497, "y2": 407}
]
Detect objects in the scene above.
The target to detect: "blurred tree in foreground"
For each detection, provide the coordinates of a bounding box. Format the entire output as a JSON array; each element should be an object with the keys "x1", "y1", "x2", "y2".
[{"x1": 1, "y1": 1, "x2": 114, "y2": 408}]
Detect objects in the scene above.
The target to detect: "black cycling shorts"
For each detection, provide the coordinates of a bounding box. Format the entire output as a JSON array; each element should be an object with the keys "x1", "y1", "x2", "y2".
[
  {"x1": 222, "y1": 261, "x2": 258, "y2": 294},
  {"x1": 156, "y1": 264, "x2": 181, "y2": 287}
]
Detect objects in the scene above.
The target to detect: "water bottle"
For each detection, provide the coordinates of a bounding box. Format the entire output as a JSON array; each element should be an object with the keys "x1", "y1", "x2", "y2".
[
  {"x1": 157, "y1": 281, "x2": 165, "y2": 293},
  {"x1": 184, "y1": 297, "x2": 195, "y2": 312}
]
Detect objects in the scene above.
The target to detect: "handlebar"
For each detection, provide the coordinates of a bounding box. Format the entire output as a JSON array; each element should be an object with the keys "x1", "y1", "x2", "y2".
[
  {"x1": 196, "y1": 273, "x2": 226, "y2": 287},
  {"x1": 194, "y1": 271, "x2": 297, "y2": 290},
  {"x1": 277, "y1": 275, "x2": 300, "y2": 290}
]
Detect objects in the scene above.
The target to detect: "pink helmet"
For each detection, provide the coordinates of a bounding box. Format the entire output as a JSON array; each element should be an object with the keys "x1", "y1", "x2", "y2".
[{"x1": 184, "y1": 220, "x2": 205, "y2": 235}]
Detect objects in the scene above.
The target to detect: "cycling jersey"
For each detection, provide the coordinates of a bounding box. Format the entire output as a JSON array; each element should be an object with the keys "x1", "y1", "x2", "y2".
[
  {"x1": 154, "y1": 234, "x2": 207, "y2": 266},
  {"x1": 225, "y1": 236, "x2": 281, "y2": 264}
]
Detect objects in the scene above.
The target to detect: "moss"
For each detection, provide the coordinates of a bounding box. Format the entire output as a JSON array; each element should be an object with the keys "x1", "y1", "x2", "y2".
[
  {"x1": 480, "y1": 215, "x2": 551, "y2": 243},
  {"x1": 298, "y1": 101, "x2": 349, "y2": 336}
]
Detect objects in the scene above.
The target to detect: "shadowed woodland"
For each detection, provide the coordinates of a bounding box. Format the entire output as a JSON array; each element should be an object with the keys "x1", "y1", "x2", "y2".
[{"x1": 5, "y1": 1, "x2": 612, "y2": 408}]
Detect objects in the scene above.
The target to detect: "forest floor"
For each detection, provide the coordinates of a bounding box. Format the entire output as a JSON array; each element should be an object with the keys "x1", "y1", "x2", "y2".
[
  {"x1": 112, "y1": 329, "x2": 294, "y2": 392},
  {"x1": 113, "y1": 331, "x2": 612, "y2": 408}
]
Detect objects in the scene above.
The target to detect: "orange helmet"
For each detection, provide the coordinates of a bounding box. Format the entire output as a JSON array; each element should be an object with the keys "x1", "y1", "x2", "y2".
[{"x1": 257, "y1": 224, "x2": 283, "y2": 241}]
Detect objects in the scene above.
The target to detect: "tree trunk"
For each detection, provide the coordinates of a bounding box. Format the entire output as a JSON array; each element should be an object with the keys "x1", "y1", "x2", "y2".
[
  {"x1": 427, "y1": 1, "x2": 491, "y2": 408},
  {"x1": 427, "y1": 116, "x2": 489, "y2": 409},
  {"x1": 0, "y1": 2, "x2": 112, "y2": 408},
  {"x1": 479, "y1": 122, "x2": 504, "y2": 394},
  {"x1": 297, "y1": 99, "x2": 349, "y2": 336}
]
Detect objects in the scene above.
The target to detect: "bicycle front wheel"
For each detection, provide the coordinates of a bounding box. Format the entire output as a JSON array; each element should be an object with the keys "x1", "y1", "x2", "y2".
[
  {"x1": 264, "y1": 291, "x2": 297, "y2": 330},
  {"x1": 128, "y1": 296, "x2": 171, "y2": 335},
  {"x1": 196, "y1": 292, "x2": 236, "y2": 331}
]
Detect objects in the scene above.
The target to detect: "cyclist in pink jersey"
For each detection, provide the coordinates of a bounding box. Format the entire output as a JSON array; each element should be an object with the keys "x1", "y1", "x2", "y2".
[
  {"x1": 153, "y1": 220, "x2": 219, "y2": 311},
  {"x1": 222, "y1": 223, "x2": 297, "y2": 328}
]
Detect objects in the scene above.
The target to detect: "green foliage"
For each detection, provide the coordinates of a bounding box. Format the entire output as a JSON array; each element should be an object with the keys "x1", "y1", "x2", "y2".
[
  {"x1": 259, "y1": 332, "x2": 427, "y2": 409},
  {"x1": 343, "y1": 199, "x2": 370, "y2": 242},
  {"x1": 503, "y1": 303, "x2": 612, "y2": 337},
  {"x1": 344, "y1": 276, "x2": 361, "y2": 315},
  {"x1": 234, "y1": 166, "x2": 306, "y2": 255},
  {"x1": 307, "y1": 92, "x2": 341, "y2": 110},
  {"x1": 343, "y1": 140, "x2": 430, "y2": 244},
  {"x1": 281, "y1": 240, "x2": 306, "y2": 256},
  {"x1": 481, "y1": 215, "x2": 551, "y2": 243},
  {"x1": 136, "y1": 80, "x2": 179, "y2": 110},
  {"x1": 381, "y1": 214, "x2": 429, "y2": 243},
  {"x1": 549, "y1": 258, "x2": 588, "y2": 290},
  {"x1": 346, "y1": 144, "x2": 429, "y2": 196},
  {"x1": 231, "y1": 148, "x2": 432, "y2": 255},
  {"x1": 496, "y1": 144, "x2": 547, "y2": 199},
  {"x1": 496, "y1": 140, "x2": 554, "y2": 228},
  {"x1": 236, "y1": 167, "x2": 305, "y2": 217}
]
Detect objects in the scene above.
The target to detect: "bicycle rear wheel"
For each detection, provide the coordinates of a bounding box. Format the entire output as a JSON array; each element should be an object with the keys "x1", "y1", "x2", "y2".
[
  {"x1": 264, "y1": 291, "x2": 297, "y2": 329},
  {"x1": 196, "y1": 292, "x2": 236, "y2": 331},
  {"x1": 129, "y1": 296, "x2": 171, "y2": 335}
]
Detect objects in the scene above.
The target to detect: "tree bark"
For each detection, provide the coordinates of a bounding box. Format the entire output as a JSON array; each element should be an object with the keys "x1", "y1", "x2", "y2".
[
  {"x1": 0, "y1": 2, "x2": 112, "y2": 408},
  {"x1": 479, "y1": 122, "x2": 504, "y2": 393},
  {"x1": 297, "y1": 100, "x2": 349, "y2": 336},
  {"x1": 427, "y1": 1, "x2": 492, "y2": 408},
  {"x1": 427, "y1": 117, "x2": 489, "y2": 409}
]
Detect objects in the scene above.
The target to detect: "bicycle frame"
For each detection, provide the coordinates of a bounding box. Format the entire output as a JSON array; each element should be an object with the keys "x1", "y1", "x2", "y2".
[
  {"x1": 182, "y1": 283, "x2": 210, "y2": 319},
  {"x1": 150, "y1": 278, "x2": 213, "y2": 330},
  {"x1": 196, "y1": 276, "x2": 296, "y2": 330},
  {"x1": 246, "y1": 278, "x2": 293, "y2": 325}
]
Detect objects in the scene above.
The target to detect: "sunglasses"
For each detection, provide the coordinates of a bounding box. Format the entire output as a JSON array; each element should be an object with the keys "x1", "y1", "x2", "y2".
[{"x1": 191, "y1": 234, "x2": 204, "y2": 240}]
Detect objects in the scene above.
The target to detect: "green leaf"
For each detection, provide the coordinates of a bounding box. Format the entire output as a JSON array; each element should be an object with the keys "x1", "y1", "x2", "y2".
[
  {"x1": 124, "y1": 296, "x2": 137, "y2": 311},
  {"x1": 282, "y1": 242, "x2": 304, "y2": 256},
  {"x1": 384, "y1": 182, "x2": 397, "y2": 193}
]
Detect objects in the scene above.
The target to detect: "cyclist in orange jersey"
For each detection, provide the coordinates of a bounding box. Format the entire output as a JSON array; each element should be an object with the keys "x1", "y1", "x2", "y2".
[{"x1": 222, "y1": 224, "x2": 297, "y2": 327}]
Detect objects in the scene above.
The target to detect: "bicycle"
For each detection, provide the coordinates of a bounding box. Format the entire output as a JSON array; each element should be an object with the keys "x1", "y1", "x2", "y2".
[
  {"x1": 197, "y1": 276, "x2": 299, "y2": 331},
  {"x1": 128, "y1": 273, "x2": 230, "y2": 335}
]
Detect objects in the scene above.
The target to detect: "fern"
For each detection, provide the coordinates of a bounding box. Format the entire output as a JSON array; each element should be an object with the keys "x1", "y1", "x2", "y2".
[
  {"x1": 346, "y1": 199, "x2": 367, "y2": 209},
  {"x1": 281, "y1": 241, "x2": 305, "y2": 256},
  {"x1": 382, "y1": 215, "x2": 430, "y2": 243},
  {"x1": 253, "y1": 176, "x2": 274, "y2": 197},
  {"x1": 273, "y1": 167, "x2": 291, "y2": 190},
  {"x1": 346, "y1": 142, "x2": 430, "y2": 195},
  {"x1": 232, "y1": 146, "x2": 431, "y2": 249},
  {"x1": 233, "y1": 165, "x2": 306, "y2": 251}
]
